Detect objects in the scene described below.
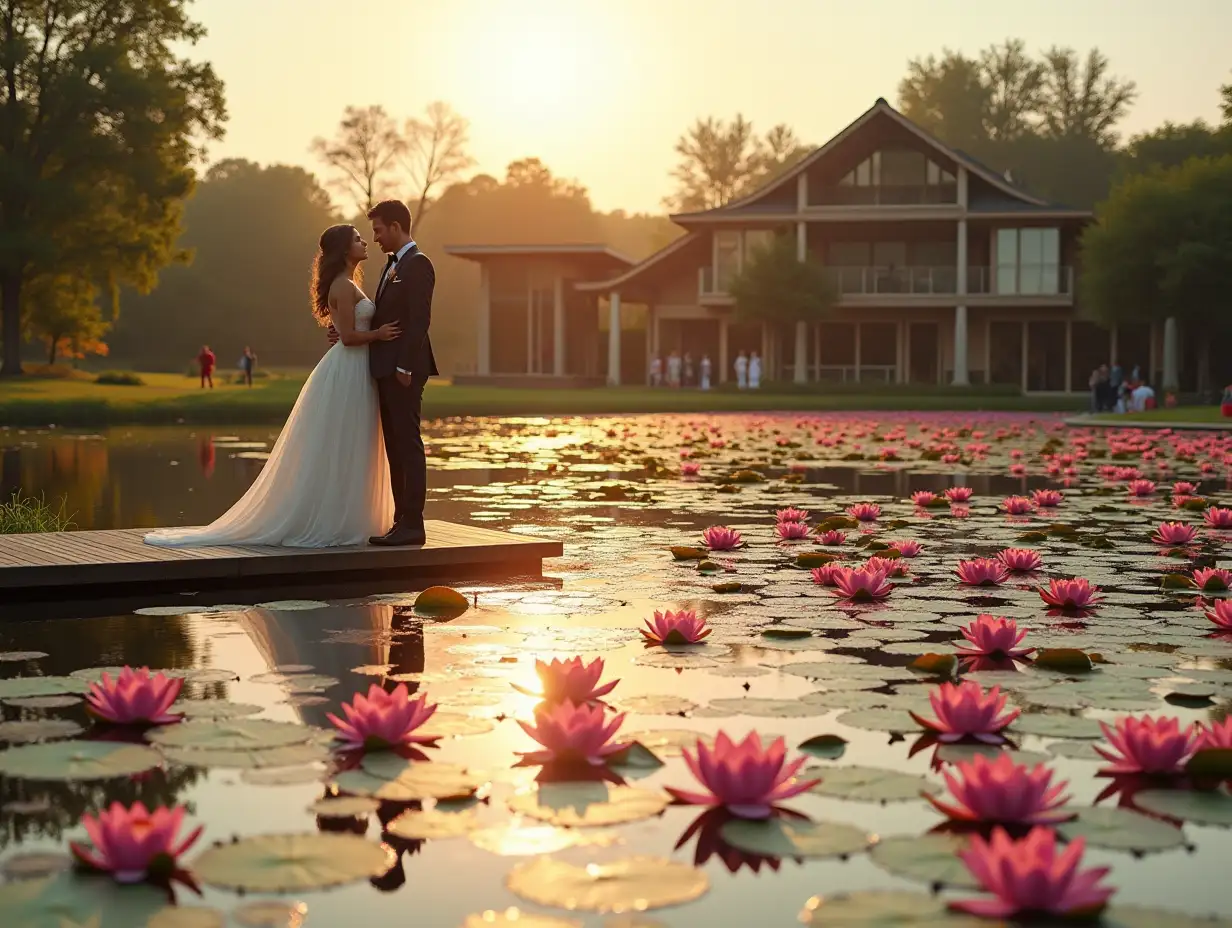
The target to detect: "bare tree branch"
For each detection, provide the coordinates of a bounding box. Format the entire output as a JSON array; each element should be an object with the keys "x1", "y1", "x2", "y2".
[
  {"x1": 400, "y1": 101, "x2": 475, "y2": 235},
  {"x1": 310, "y1": 104, "x2": 405, "y2": 214}
]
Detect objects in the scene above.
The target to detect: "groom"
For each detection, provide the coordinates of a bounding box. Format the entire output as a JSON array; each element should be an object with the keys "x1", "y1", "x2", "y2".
[{"x1": 365, "y1": 199, "x2": 438, "y2": 546}]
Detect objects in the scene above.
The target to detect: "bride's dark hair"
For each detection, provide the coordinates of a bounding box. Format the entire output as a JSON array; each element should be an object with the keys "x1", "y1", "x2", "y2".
[{"x1": 310, "y1": 224, "x2": 362, "y2": 324}]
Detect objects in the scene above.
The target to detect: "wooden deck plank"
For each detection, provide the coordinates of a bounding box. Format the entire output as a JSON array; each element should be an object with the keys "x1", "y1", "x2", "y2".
[{"x1": 0, "y1": 520, "x2": 561, "y2": 595}]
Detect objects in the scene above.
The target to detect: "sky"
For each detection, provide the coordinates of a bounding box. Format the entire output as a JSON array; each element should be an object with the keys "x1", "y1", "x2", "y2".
[{"x1": 193, "y1": 0, "x2": 1232, "y2": 215}]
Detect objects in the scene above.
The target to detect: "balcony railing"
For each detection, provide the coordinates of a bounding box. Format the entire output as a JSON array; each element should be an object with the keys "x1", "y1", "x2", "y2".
[{"x1": 700, "y1": 264, "x2": 1073, "y2": 300}]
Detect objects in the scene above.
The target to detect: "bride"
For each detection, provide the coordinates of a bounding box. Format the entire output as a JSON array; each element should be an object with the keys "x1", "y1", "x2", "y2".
[{"x1": 145, "y1": 225, "x2": 399, "y2": 548}]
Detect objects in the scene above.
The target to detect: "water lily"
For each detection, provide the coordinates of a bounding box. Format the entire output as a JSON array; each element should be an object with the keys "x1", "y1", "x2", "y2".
[
  {"x1": 775, "y1": 507, "x2": 809, "y2": 523},
  {"x1": 665, "y1": 732, "x2": 820, "y2": 819},
  {"x1": 1095, "y1": 715, "x2": 1198, "y2": 776},
  {"x1": 996, "y1": 547, "x2": 1042, "y2": 572},
  {"x1": 926, "y1": 753, "x2": 1071, "y2": 825},
  {"x1": 327, "y1": 683, "x2": 438, "y2": 750},
  {"x1": 1193, "y1": 567, "x2": 1232, "y2": 592},
  {"x1": 775, "y1": 520, "x2": 810, "y2": 541},
  {"x1": 816, "y1": 529, "x2": 847, "y2": 546},
  {"x1": 514, "y1": 656, "x2": 619, "y2": 704},
  {"x1": 866, "y1": 555, "x2": 909, "y2": 578},
  {"x1": 1196, "y1": 716, "x2": 1232, "y2": 751},
  {"x1": 1205, "y1": 507, "x2": 1232, "y2": 529},
  {"x1": 1152, "y1": 521, "x2": 1198, "y2": 545},
  {"x1": 85, "y1": 667, "x2": 183, "y2": 727},
  {"x1": 1002, "y1": 496, "x2": 1034, "y2": 515},
  {"x1": 702, "y1": 525, "x2": 743, "y2": 550},
  {"x1": 949, "y1": 827, "x2": 1114, "y2": 919},
  {"x1": 1038, "y1": 577, "x2": 1103, "y2": 611},
  {"x1": 911, "y1": 490, "x2": 940, "y2": 507},
  {"x1": 945, "y1": 487, "x2": 973, "y2": 503},
  {"x1": 680, "y1": 462, "x2": 700, "y2": 477},
  {"x1": 70, "y1": 802, "x2": 203, "y2": 885},
  {"x1": 810, "y1": 563, "x2": 846, "y2": 587},
  {"x1": 831, "y1": 565, "x2": 893, "y2": 602},
  {"x1": 846, "y1": 502, "x2": 881, "y2": 522},
  {"x1": 955, "y1": 615, "x2": 1033, "y2": 662},
  {"x1": 1031, "y1": 489, "x2": 1063, "y2": 508},
  {"x1": 887, "y1": 539, "x2": 922, "y2": 557},
  {"x1": 1128, "y1": 479, "x2": 1157, "y2": 497},
  {"x1": 910, "y1": 680, "x2": 1020, "y2": 744},
  {"x1": 517, "y1": 700, "x2": 628, "y2": 766},
  {"x1": 1173, "y1": 481, "x2": 1199, "y2": 496},
  {"x1": 642, "y1": 609, "x2": 711, "y2": 645},
  {"x1": 956, "y1": 558, "x2": 1009, "y2": 587},
  {"x1": 1206, "y1": 599, "x2": 1232, "y2": 630}
]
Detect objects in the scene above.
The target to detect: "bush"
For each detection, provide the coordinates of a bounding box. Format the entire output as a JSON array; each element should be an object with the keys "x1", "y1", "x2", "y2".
[
  {"x1": 94, "y1": 371, "x2": 145, "y2": 386},
  {"x1": 0, "y1": 492, "x2": 76, "y2": 534}
]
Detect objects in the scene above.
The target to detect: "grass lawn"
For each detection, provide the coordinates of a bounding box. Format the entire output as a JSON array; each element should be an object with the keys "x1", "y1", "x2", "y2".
[
  {"x1": 1116, "y1": 406, "x2": 1232, "y2": 426},
  {"x1": 0, "y1": 373, "x2": 1088, "y2": 427}
]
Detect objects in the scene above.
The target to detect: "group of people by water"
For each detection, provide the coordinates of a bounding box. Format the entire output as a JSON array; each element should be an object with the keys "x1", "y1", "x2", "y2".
[
  {"x1": 1088, "y1": 362, "x2": 1168, "y2": 413},
  {"x1": 648, "y1": 350, "x2": 763, "y2": 390}
]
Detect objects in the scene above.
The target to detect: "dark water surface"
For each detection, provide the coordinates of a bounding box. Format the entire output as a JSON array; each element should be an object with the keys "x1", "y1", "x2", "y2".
[{"x1": 0, "y1": 415, "x2": 1230, "y2": 926}]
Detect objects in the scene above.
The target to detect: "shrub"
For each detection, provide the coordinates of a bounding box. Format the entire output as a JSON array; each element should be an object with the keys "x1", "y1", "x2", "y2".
[
  {"x1": 0, "y1": 492, "x2": 76, "y2": 534},
  {"x1": 95, "y1": 371, "x2": 145, "y2": 386}
]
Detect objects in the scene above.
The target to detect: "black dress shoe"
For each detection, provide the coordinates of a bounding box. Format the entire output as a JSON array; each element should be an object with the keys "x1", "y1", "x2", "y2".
[{"x1": 370, "y1": 527, "x2": 426, "y2": 547}]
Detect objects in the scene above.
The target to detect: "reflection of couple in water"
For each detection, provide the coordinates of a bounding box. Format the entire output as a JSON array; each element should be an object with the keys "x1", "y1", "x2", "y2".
[{"x1": 240, "y1": 602, "x2": 427, "y2": 891}]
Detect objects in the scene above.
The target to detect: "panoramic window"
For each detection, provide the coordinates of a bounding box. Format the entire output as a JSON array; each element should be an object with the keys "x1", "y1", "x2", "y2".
[
  {"x1": 995, "y1": 228, "x2": 1060, "y2": 294},
  {"x1": 829, "y1": 149, "x2": 956, "y2": 205}
]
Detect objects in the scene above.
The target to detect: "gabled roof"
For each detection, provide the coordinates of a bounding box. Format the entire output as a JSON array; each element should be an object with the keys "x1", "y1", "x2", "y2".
[
  {"x1": 573, "y1": 232, "x2": 698, "y2": 292},
  {"x1": 670, "y1": 98, "x2": 1053, "y2": 222},
  {"x1": 444, "y1": 243, "x2": 636, "y2": 265}
]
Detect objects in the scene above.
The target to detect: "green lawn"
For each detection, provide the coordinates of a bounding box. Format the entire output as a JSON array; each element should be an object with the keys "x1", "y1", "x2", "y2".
[
  {"x1": 1118, "y1": 406, "x2": 1232, "y2": 425},
  {"x1": 0, "y1": 373, "x2": 1089, "y2": 427}
]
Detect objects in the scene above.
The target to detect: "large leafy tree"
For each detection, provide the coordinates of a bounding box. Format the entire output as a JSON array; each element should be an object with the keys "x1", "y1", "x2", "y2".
[
  {"x1": 1079, "y1": 155, "x2": 1232, "y2": 393},
  {"x1": 729, "y1": 234, "x2": 836, "y2": 327},
  {"x1": 1120, "y1": 79, "x2": 1232, "y2": 177},
  {"x1": 664, "y1": 116, "x2": 809, "y2": 212},
  {"x1": 0, "y1": 0, "x2": 225, "y2": 376}
]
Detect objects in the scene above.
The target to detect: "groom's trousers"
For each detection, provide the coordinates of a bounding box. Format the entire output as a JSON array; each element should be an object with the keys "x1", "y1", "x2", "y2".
[{"x1": 376, "y1": 374, "x2": 428, "y2": 533}]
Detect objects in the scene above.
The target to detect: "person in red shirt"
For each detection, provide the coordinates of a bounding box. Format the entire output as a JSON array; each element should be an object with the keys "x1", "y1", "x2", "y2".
[{"x1": 197, "y1": 345, "x2": 216, "y2": 389}]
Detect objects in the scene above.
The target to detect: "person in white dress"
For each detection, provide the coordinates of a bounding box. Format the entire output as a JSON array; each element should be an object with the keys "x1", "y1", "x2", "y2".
[
  {"x1": 699, "y1": 354, "x2": 712, "y2": 390},
  {"x1": 748, "y1": 351, "x2": 763, "y2": 389},
  {"x1": 734, "y1": 351, "x2": 749, "y2": 389},
  {"x1": 145, "y1": 225, "x2": 400, "y2": 548}
]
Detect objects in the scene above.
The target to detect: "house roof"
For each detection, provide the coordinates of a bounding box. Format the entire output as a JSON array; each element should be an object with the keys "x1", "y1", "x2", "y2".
[
  {"x1": 573, "y1": 232, "x2": 699, "y2": 292},
  {"x1": 670, "y1": 98, "x2": 1058, "y2": 222},
  {"x1": 443, "y1": 243, "x2": 637, "y2": 266}
]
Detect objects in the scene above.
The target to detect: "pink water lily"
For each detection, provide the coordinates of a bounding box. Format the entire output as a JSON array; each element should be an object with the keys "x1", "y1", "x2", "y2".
[
  {"x1": 1206, "y1": 599, "x2": 1232, "y2": 630},
  {"x1": 1094, "y1": 715, "x2": 1198, "y2": 776},
  {"x1": 1031, "y1": 489, "x2": 1063, "y2": 508},
  {"x1": 816, "y1": 529, "x2": 847, "y2": 546},
  {"x1": 680, "y1": 462, "x2": 700, "y2": 477},
  {"x1": 911, "y1": 490, "x2": 940, "y2": 507},
  {"x1": 775, "y1": 520, "x2": 810, "y2": 541},
  {"x1": 1152, "y1": 521, "x2": 1198, "y2": 545},
  {"x1": 1038, "y1": 577, "x2": 1103, "y2": 611},
  {"x1": 926, "y1": 753, "x2": 1071, "y2": 825},
  {"x1": 1173, "y1": 481, "x2": 1199, "y2": 497},
  {"x1": 949, "y1": 827, "x2": 1114, "y2": 919},
  {"x1": 1193, "y1": 567, "x2": 1232, "y2": 592},
  {"x1": 1196, "y1": 717, "x2": 1232, "y2": 751},
  {"x1": 702, "y1": 525, "x2": 743, "y2": 550},
  {"x1": 846, "y1": 502, "x2": 881, "y2": 522},
  {"x1": 86, "y1": 667, "x2": 183, "y2": 726},
  {"x1": 831, "y1": 565, "x2": 893, "y2": 602},
  {"x1": 945, "y1": 487, "x2": 973, "y2": 503},
  {"x1": 887, "y1": 539, "x2": 922, "y2": 557},
  {"x1": 642, "y1": 609, "x2": 711, "y2": 645},
  {"x1": 665, "y1": 731, "x2": 820, "y2": 819},
  {"x1": 1128, "y1": 479, "x2": 1157, "y2": 497},
  {"x1": 956, "y1": 558, "x2": 1009, "y2": 587},
  {"x1": 866, "y1": 555, "x2": 909, "y2": 578},
  {"x1": 810, "y1": 563, "x2": 846, "y2": 587},
  {"x1": 326, "y1": 683, "x2": 438, "y2": 750},
  {"x1": 517, "y1": 700, "x2": 628, "y2": 766},
  {"x1": 70, "y1": 802, "x2": 203, "y2": 885},
  {"x1": 514, "y1": 656, "x2": 619, "y2": 704},
  {"x1": 775, "y1": 507, "x2": 809, "y2": 523},
  {"x1": 1002, "y1": 496, "x2": 1034, "y2": 515},
  {"x1": 955, "y1": 615, "x2": 1033, "y2": 661},
  {"x1": 996, "y1": 547, "x2": 1042, "y2": 572},
  {"x1": 1205, "y1": 507, "x2": 1232, "y2": 529},
  {"x1": 911, "y1": 680, "x2": 1020, "y2": 744}
]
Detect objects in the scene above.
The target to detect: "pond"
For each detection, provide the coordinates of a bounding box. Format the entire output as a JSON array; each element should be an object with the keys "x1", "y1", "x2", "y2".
[{"x1": 1, "y1": 413, "x2": 1232, "y2": 927}]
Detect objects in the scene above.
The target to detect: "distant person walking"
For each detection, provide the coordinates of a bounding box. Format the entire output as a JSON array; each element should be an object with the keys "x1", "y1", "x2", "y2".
[
  {"x1": 699, "y1": 354, "x2": 712, "y2": 391},
  {"x1": 734, "y1": 351, "x2": 749, "y2": 389},
  {"x1": 240, "y1": 346, "x2": 257, "y2": 387},
  {"x1": 748, "y1": 351, "x2": 762, "y2": 390},
  {"x1": 649, "y1": 355, "x2": 663, "y2": 387},
  {"x1": 197, "y1": 345, "x2": 216, "y2": 389}
]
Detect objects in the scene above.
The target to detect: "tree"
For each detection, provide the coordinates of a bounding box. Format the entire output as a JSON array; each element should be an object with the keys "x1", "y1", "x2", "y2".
[
  {"x1": 1079, "y1": 155, "x2": 1232, "y2": 393},
  {"x1": 24, "y1": 272, "x2": 109, "y2": 366},
  {"x1": 978, "y1": 39, "x2": 1045, "y2": 142},
  {"x1": 729, "y1": 234, "x2": 837, "y2": 326},
  {"x1": 1037, "y1": 47, "x2": 1136, "y2": 144},
  {"x1": 664, "y1": 116, "x2": 810, "y2": 212},
  {"x1": 1222, "y1": 74, "x2": 1232, "y2": 124},
  {"x1": 400, "y1": 102, "x2": 475, "y2": 235},
  {"x1": 310, "y1": 105, "x2": 405, "y2": 214},
  {"x1": 898, "y1": 50, "x2": 998, "y2": 160},
  {"x1": 1121, "y1": 121, "x2": 1232, "y2": 176},
  {"x1": 0, "y1": 0, "x2": 226, "y2": 376}
]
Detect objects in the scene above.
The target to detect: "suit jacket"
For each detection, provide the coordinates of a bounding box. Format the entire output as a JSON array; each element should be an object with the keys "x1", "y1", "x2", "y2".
[{"x1": 369, "y1": 243, "x2": 439, "y2": 380}]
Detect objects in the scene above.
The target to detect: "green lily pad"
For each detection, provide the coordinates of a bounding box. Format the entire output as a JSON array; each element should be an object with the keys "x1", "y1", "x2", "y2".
[
  {"x1": 719, "y1": 818, "x2": 871, "y2": 859},
  {"x1": 799, "y1": 734, "x2": 848, "y2": 760},
  {"x1": 1056, "y1": 806, "x2": 1186, "y2": 852},
  {"x1": 1161, "y1": 574, "x2": 1198, "y2": 590},
  {"x1": 255, "y1": 600, "x2": 330, "y2": 611},
  {"x1": 147, "y1": 907, "x2": 228, "y2": 928},
  {"x1": 0, "y1": 676, "x2": 90, "y2": 700},
  {"x1": 1033, "y1": 648, "x2": 1095, "y2": 673},
  {"x1": 807, "y1": 765, "x2": 939, "y2": 803},
  {"x1": 763, "y1": 627, "x2": 813, "y2": 640},
  {"x1": 835, "y1": 707, "x2": 914, "y2": 733},
  {"x1": 508, "y1": 783, "x2": 669, "y2": 827},
  {"x1": 1134, "y1": 788, "x2": 1232, "y2": 826},
  {"x1": 712, "y1": 581, "x2": 743, "y2": 593},
  {"x1": 232, "y1": 901, "x2": 313, "y2": 928},
  {"x1": 308, "y1": 796, "x2": 380, "y2": 818},
  {"x1": 608, "y1": 741, "x2": 665, "y2": 770},
  {"x1": 1009, "y1": 713, "x2": 1105, "y2": 739},
  {"x1": 192, "y1": 833, "x2": 394, "y2": 892},
  {"x1": 0, "y1": 720, "x2": 83, "y2": 743},
  {"x1": 908, "y1": 653, "x2": 959, "y2": 678},
  {"x1": 334, "y1": 759, "x2": 483, "y2": 802},
  {"x1": 869, "y1": 833, "x2": 978, "y2": 888},
  {"x1": 147, "y1": 719, "x2": 313, "y2": 751},
  {"x1": 505, "y1": 856, "x2": 708, "y2": 914},
  {"x1": 797, "y1": 552, "x2": 838, "y2": 569},
  {"x1": 0, "y1": 651, "x2": 48, "y2": 662},
  {"x1": 670, "y1": 546, "x2": 707, "y2": 560},
  {"x1": 798, "y1": 889, "x2": 985, "y2": 926},
  {"x1": 0, "y1": 871, "x2": 170, "y2": 928},
  {"x1": 413, "y1": 586, "x2": 470, "y2": 617},
  {"x1": 387, "y1": 806, "x2": 479, "y2": 839},
  {"x1": 160, "y1": 741, "x2": 330, "y2": 770},
  {"x1": 615, "y1": 695, "x2": 697, "y2": 715},
  {"x1": 707, "y1": 698, "x2": 825, "y2": 718},
  {"x1": 171, "y1": 700, "x2": 263, "y2": 720},
  {"x1": 0, "y1": 740, "x2": 162, "y2": 781}
]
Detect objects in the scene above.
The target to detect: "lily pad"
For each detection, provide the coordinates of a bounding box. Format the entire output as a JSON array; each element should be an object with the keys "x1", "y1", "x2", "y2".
[
  {"x1": 1033, "y1": 648, "x2": 1095, "y2": 673},
  {"x1": 807, "y1": 765, "x2": 940, "y2": 803},
  {"x1": 193, "y1": 833, "x2": 394, "y2": 892},
  {"x1": 0, "y1": 871, "x2": 170, "y2": 928},
  {"x1": 387, "y1": 806, "x2": 479, "y2": 839},
  {"x1": 1134, "y1": 788, "x2": 1232, "y2": 826},
  {"x1": 0, "y1": 719, "x2": 83, "y2": 743},
  {"x1": 835, "y1": 707, "x2": 914, "y2": 733},
  {"x1": 309, "y1": 796, "x2": 380, "y2": 818},
  {"x1": 620, "y1": 729, "x2": 713, "y2": 757},
  {"x1": 232, "y1": 901, "x2": 312, "y2": 928},
  {"x1": 670, "y1": 546, "x2": 707, "y2": 560},
  {"x1": 799, "y1": 734, "x2": 848, "y2": 760},
  {"x1": 508, "y1": 783, "x2": 669, "y2": 827},
  {"x1": 706, "y1": 698, "x2": 825, "y2": 718},
  {"x1": 615, "y1": 695, "x2": 698, "y2": 715},
  {"x1": 147, "y1": 907, "x2": 228, "y2": 928},
  {"x1": 172, "y1": 700, "x2": 263, "y2": 720},
  {"x1": 416, "y1": 712, "x2": 495, "y2": 738},
  {"x1": 160, "y1": 742, "x2": 330, "y2": 770},
  {"x1": 1009, "y1": 713, "x2": 1105, "y2": 739},
  {"x1": 908, "y1": 653, "x2": 959, "y2": 678},
  {"x1": 414, "y1": 586, "x2": 470, "y2": 617},
  {"x1": 0, "y1": 676, "x2": 89, "y2": 700},
  {"x1": 254, "y1": 600, "x2": 330, "y2": 611},
  {"x1": 334, "y1": 759, "x2": 483, "y2": 802},
  {"x1": 608, "y1": 741, "x2": 665, "y2": 770},
  {"x1": 869, "y1": 833, "x2": 978, "y2": 888},
  {"x1": 798, "y1": 889, "x2": 984, "y2": 926},
  {"x1": 462, "y1": 912, "x2": 582, "y2": 928},
  {"x1": 505, "y1": 856, "x2": 708, "y2": 914},
  {"x1": 0, "y1": 651, "x2": 48, "y2": 662},
  {"x1": 1187, "y1": 748, "x2": 1232, "y2": 778},
  {"x1": 719, "y1": 817, "x2": 871, "y2": 859},
  {"x1": 148, "y1": 719, "x2": 313, "y2": 751},
  {"x1": 1056, "y1": 806, "x2": 1186, "y2": 852},
  {"x1": 0, "y1": 740, "x2": 162, "y2": 781}
]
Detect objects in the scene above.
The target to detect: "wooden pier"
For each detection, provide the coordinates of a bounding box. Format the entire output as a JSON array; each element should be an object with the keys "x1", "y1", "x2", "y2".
[{"x1": 0, "y1": 521, "x2": 562, "y2": 598}]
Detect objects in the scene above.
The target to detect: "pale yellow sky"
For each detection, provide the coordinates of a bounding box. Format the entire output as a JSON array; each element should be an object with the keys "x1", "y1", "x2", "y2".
[{"x1": 194, "y1": 0, "x2": 1231, "y2": 214}]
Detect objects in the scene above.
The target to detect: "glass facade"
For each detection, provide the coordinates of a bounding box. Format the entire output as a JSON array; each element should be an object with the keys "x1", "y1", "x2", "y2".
[
  {"x1": 994, "y1": 228, "x2": 1061, "y2": 295},
  {"x1": 826, "y1": 148, "x2": 957, "y2": 205}
]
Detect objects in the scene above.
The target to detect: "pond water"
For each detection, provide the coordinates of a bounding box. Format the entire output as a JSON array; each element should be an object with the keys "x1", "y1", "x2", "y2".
[{"x1": 2, "y1": 413, "x2": 1232, "y2": 927}]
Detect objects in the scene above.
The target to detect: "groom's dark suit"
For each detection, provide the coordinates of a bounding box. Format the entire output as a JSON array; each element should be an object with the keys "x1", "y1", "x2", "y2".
[{"x1": 369, "y1": 243, "x2": 438, "y2": 539}]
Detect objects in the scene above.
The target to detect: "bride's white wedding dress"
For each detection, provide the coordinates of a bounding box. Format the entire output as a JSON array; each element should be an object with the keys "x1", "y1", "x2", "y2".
[{"x1": 145, "y1": 299, "x2": 392, "y2": 548}]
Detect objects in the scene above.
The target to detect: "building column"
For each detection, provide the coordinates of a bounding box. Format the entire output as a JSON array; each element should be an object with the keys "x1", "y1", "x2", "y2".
[
  {"x1": 477, "y1": 264, "x2": 491, "y2": 376},
  {"x1": 952, "y1": 307, "x2": 970, "y2": 386},
  {"x1": 953, "y1": 213, "x2": 970, "y2": 386},
  {"x1": 718, "y1": 317, "x2": 729, "y2": 384},
  {"x1": 552, "y1": 275, "x2": 565, "y2": 376},
  {"x1": 853, "y1": 322, "x2": 862, "y2": 384},
  {"x1": 760, "y1": 323, "x2": 770, "y2": 376},
  {"x1": 1064, "y1": 320, "x2": 1073, "y2": 393},
  {"x1": 644, "y1": 304, "x2": 654, "y2": 384},
  {"x1": 793, "y1": 320, "x2": 808, "y2": 384},
  {"x1": 1148, "y1": 324, "x2": 1157, "y2": 384},
  {"x1": 902, "y1": 321, "x2": 911, "y2": 384},
  {"x1": 1020, "y1": 321, "x2": 1029, "y2": 394},
  {"x1": 1162, "y1": 316, "x2": 1179, "y2": 391},
  {"x1": 606, "y1": 292, "x2": 622, "y2": 386}
]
